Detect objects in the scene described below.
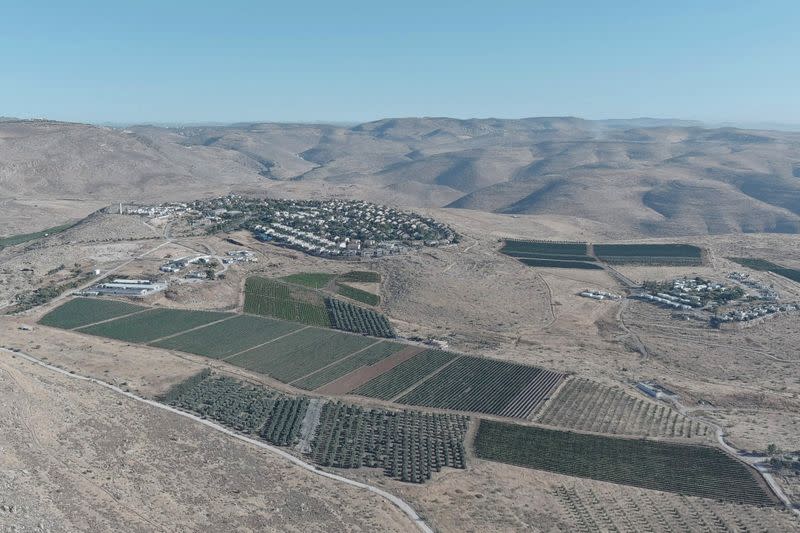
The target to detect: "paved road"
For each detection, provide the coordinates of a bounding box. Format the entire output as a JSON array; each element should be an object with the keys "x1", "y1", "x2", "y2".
[{"x1": 0, "y1": 347, "x2": 435, "y2": 533}]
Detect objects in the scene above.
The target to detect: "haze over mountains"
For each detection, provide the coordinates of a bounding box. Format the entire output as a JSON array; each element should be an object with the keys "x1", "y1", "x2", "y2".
[{"x1": 2, "y1": 117, "x2": 800, "y2": 237}]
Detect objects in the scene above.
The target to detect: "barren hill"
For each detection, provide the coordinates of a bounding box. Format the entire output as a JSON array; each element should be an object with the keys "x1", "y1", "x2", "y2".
[{"x1": 2, "y1": 117, "x2": 800, "y2": 237}]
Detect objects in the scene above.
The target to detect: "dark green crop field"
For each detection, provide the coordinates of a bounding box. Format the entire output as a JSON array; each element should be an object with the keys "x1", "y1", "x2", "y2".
[
  {"x1": 352, "y1": 349, "x2": 458, "y2": 400},
  {"x1": 474, "y1": 421, "x2": 777, "y2": 506},
  {"x1": 0, "y1": 222, "x2": 76, "y2": 249},
  {"x1": 518, "y1": 258, "x2": 604, "y2": 270},
  {"x1": 501, "y1": 240, "x2": 588, "y2": 256},
  {"x1": 335, "y1": 282, "x2": 380, "y2": 306},
  {"x1": 292, "y1": 340, "x2": 406, "y2": 390},
  {"x1": 729, "y1": 257, "x2": 800, "y2": 283},
  {"x1": 77, "y1": 308, "x2": 232, "y2": 343},
  {"x1": 38, "y1": 298, "x2": 146, "y2": 329},
  {"x1": 150, "y1": 314, "x2": 301, "y2": 358}
]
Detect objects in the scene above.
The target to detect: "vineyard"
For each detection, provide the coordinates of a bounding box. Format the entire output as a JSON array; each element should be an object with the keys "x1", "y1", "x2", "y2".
[
  {"x1": 163, "y1": 372, "x2": 468, "y2": 483},
  {"x1": 77, "y1": 308, "x2": 232, "y2": 343},
  {"x1": 474, "y1": 421, "x2": 777, "y2": 506},
  {"x1": 228, "y1": 328, "x2": 375, "y2": 382},
  {"x1": 291, "y1": 341, "x2": 406, "y2": 391},
  {"x1": 278, "y1": 272, "x2": 336, "y2": 288},
  {"x1": 243, "y1": 277, "x2": 331, "y2": 326},
  {"x1": 310, "y1": 402, "x2": 468, "y2": 483},
  {"x1": 151, "y1": 314, "x2": 301, "y2": 358},
  {"x1": 338, "y1": 271, "x2": 381, "y2": 283},
  {"x1": 536, "y1": 378, "x2": 711, "y2": 439},
  {"x1": 593, "y1": 243, "x2": 702, "y2": 266},
  {"x1": 38, "y1": 298, "x2": 146, "y2": 329},
  {"x1": 325, "y1": 297, "x2": 394, "y2": 337},
  {"x1": 729, "y1": 257, "x2": 800, "y2": 283},
  {"x1": 500, "y1": 240, "x2": 601, "y2": 269},
  {"x1": 552, "y1": 482, "x2": 799, "y2": 533},
  {"x1": 335, "y1": 282, "x2": 380, "y2": 306},
  {"x1": 352, "y1": 349, "x2": 457, "y2": 400},
  {"x1": 398, "y1": 356, "x2": 566, "y2": 417}
]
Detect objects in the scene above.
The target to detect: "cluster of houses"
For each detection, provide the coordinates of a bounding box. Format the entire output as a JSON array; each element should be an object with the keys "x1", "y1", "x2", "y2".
[
  {"x1": 579, "y1": 290, "x2": 621, "y2": 301},
  {"x1": 222, "y1": 250, "x2": 257, "y2": 264},
  {"x1": 728, "y1": 271, "x2": 778, "y2": 301},
  {"x1": 633, "y1": 292, "x2": 696, "y2": 311},
  {"x1": 711, "y1": 302, "x2": 800, "y2": 326},
  {"x1": 77, "y1": 278, "x2": 167, "y2": 297},
  {"x1": 120, "y1": 195, "x2": 456, "y2": 259}
]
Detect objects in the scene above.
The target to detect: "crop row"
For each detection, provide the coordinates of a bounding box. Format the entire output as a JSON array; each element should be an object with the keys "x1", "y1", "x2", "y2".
[
  {"x1": 593, "y1": 243, "x2": 702, "y2": 259},
  {"x1": 352, "y1": 349, "x2": 457, "y2": 400},
  {"x1": 39, "y1": 297, "x2": 147, "y2": 329},
  {"x1": 501, "y1": 240, "x2": 588, "y2": 256},
  {"x1": 475, "y1": 420, "x2": 777, "y2": 506},
  {"x1": 78, "y1": 308, "x2": 232, "y2": 344},
  {"x1": 335, "y1": 282, "x2": 380, "y2": 306},
  {"x1": 260, "y1": 397, "x2": 310, "y2": 446},
  {"x1": 292, "y1": 341, "x2": 406, "y2": 390},
  {"x1": 228, "y1": 327, "x2": 376, "y2": 382},
  {"x1": 517, "y1": 258, "x2": 605, "y2": 270},
  {"x1": 244, "y1": 277, "x2": 331, "y2": 326},
  {"x1": 310, "y1": 402, "x2": 468, "y2": 483},
  {"x1": 536, "y1": 378, "x2": 710, "y2": 439},
  {"x1": 729, "y1": 257, "x2": 800, "y2": 283},
  {"x1": 338, "y1": 270, "x2": 381, "y2": 283},
  {"x1": 398, "y1": 356, "x2": 566, "y2": 417},
  {"x1": 325, "y1": 297, "x2": 394, "y2": 337}
]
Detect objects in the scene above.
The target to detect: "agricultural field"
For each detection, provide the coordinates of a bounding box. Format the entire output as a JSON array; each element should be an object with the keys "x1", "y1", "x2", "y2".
[
  {"x1": 335, "y1": 282, "x2": 380, "y2": 306},
  {"x1": 325, "y1": 297, "x2": 394, "y2": 337},
  {"x1": 552, "y1": 482, "x2": 799, "y2": 533},
  {"x1": 310, "y1": 402, "x2": 468, "y2": 483},
  {"x1": 352, "y1": 349, "x2": 458, "y2": 400},
  {"x1": 151, "y1": 314, "x2": 302, "y2": 358},
  {"x1": 729, "y1": 257, "x2": 800, "y2": 283},
  {"x1": 500, "y1": 240, "x2": 600, "y2": 269},
  {"x1": 536, "y1": 378, "x2": 711, "y2": 439},
  {"x1": 76, "y1": 308, "x2": 232, "y2": 343},
  {"x1": 227, "y1": 327, "x2": 375, "y2": 382},
  {"x1": 398, "y1": 356, "x2": 566, "y2": 418},
  {"x1": 292, "y1": 340, "x2": 407, "y2": 391},
  {"x1": 279, "y1": 272, "x2": 336, "y2": 289},
  {"x1": 0, "y1": 221, "x2": 75, "y2": 249},
  {"x1": 338, "y1": 271, "x2": 381, "y2": 283},
  {"x1": 474, "y1": 421, "x2": 777, "y2": 506},
  {"x1": 244, "y1": 277, "x2": 331, "y2": 327},
  {"x1": 593, "y1": 243, "x2": 703, "y2": 266},
  {"x1": 38, "y1": 297, "x2": 146, "y2": 329}
]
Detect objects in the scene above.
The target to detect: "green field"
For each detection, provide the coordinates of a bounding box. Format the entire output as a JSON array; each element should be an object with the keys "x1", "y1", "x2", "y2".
[
  {"x1": 292, "y1": 340, "x2": 406, "y2": 390},
  {"x1": 352, "y1": 349, "x2": 457, "y2": 400},
  {"x1": 244, "y1": 277, "x2": 331, "y2": 326},
  {"x1": 338, "y1": 270, "x2": 381, "y2": 283},
  {"x1": 38, "y1": 298, "x2": 146, "y2": 329},
  {"x1": 474, "y1": 421, "x2": 776, "y2": 506},
  {"x1": 279, "y1": 272, "x2": 336, "y2": 288},
  {"x1": 228, "y1": 328, "x2": 375, "y2": 382},
  {"x1": 398, "y1": 356, "x2": 564, "y2": 416},
  {"x1": 335, "y1": 282, "x2": 380, "y2": 306},
  {"x1": 77, "y1": 308, "x2": 232, "y2": 343},
  {"x1": 501, "y1": 240, "x2": 588, "y2": 256},
  {"x1": 325, "y1": 297, "x2": 394, "y2": 337},
  {"x1": 0, "y1": 222, "x2": 76, "y2": 249},
  {"x1": 151, "y1": 314, "x2": 302, "y2": 358},
  {"x1": 729, "y1": 257, "x2": 800, "y2": 283},
  {"x1": 594, "y1": 243, "x2": 702, "y2": 265}
]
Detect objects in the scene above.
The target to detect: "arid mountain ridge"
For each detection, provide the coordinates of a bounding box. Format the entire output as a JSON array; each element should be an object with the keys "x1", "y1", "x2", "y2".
[{"x1": 1, "y1": 116, "x2": 800, "y2": 237}]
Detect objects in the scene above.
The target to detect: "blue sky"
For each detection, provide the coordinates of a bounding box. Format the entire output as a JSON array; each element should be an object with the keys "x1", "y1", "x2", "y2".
[{"x1": 1, "y1": 1, "x2": 797, "y2": 124}]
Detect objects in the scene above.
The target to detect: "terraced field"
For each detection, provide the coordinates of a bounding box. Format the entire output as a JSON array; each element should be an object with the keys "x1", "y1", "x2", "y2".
[
  {"x1": 77, "y1": 308, "x2": 232, "y2": 343},
  {"x1": 536, "y1": 378, "x2": 711, "y2": 439},
  {"x1": 150, "y1": 314, "x2": 302, "y2": 358},
  {"x1": 475, "y1": 421, "x2": 777, "y2": 506},
  {"x1": 594, "y1": 243, "x2": 702, "y2": 266},
  {"x1": 38, "y1": 298, "x2": 146, "y2": 329},
  {"x1": 352, "y1": 349, "x2": 458, "y2": 400},
  {"x1": 292, "y1": 341, "x2": 407, "y2": 391},
  {"x1": 398, "y1": 356, "x2": 566, "y2": 417},
  {"x1": 227, "y1": 328, "x2": 375, "y2": 382}
]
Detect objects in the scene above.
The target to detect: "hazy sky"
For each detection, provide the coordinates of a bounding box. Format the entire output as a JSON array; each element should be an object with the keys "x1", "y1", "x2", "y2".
[{"x1": 2, "y1": 1, "x2": 798, "y2": 124}]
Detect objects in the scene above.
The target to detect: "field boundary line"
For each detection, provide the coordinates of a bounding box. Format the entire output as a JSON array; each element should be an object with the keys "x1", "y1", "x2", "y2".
[
  {"x1": 288, "y1": 339, "x2": 385, "y2": 386},
  {"x1": 388, "y1": 355, "x2": 464, "y2": 403},
  {"x1": 221, "y1": 325, "x2": 312, "y2": 361},
  {"x1": 0, "y1": 347, "x2": 435, "y2": 533},
  {"x1": 70, "y1": 307, "x2": 153, "y2": 330},
  {"x1": 144, "y1": 314, "x2": 238, "y2": 345}
]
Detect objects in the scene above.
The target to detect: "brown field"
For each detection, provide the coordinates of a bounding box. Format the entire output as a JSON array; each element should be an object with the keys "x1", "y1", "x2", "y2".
[{"x1": 316, "y1": 345, "x2": 425, "y2": 395}]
